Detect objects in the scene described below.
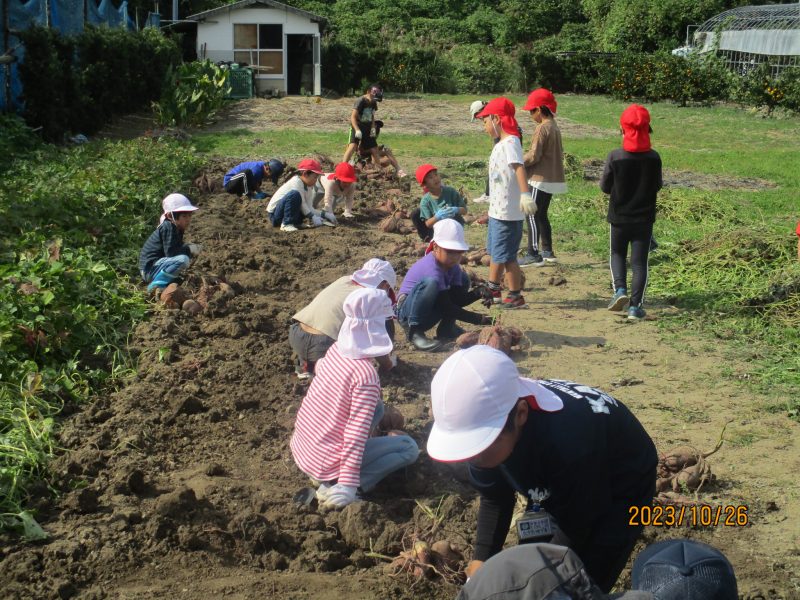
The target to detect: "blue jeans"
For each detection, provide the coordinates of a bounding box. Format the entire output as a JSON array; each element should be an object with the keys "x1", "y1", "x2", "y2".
[
  {"x1": 269, "y1": 190, "x2": 303, "y2": 227},
  {"x1": 397, "y1": 277, "x2": 443, "y2": 331},
  {"x1": 360, "y1": 433, "x2": 419, "y2": 492},
  {"x1": 141, "y1": 254, "x2": 190, "y2": 283}
]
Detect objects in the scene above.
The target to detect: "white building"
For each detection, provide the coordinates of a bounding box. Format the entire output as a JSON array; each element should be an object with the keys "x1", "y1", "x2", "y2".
[{"x1": 187, "y1": 0, "x2": 324, "y2": 96}]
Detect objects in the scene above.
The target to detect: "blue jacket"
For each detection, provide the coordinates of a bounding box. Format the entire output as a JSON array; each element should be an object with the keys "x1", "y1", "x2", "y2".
[
  {"x1": 223, "y1": 161, "x2": 265, "y2": 187},
  {"x1": 139, "y1": 220, "x2": 191, "y2": 274}
]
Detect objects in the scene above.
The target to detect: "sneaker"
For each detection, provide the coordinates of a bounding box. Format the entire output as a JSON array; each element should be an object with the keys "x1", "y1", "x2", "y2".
[
  {"x1": 472, "y1": 194, "x2": 490, "y2": 204},
  {"x1": 342, "y1": 211, "x2": 355, "y2": 219},
  {"x1": 321, "y1": 220, "x2": 336, "y2": 227},
  {"x1": 295, "y1": 358, "x2": 312, "y2": 379},
  {"x1": 540, "y1": 250, "x2": 558, "y2": 263},
  {"x1": 502, "y1": 295, "x2": 527, "y2": 309},
  {"x1": 627, "y1": 306, "x2": 646, "y2": 320},
  {"x1": 252, "y1": 191, "x2": 268, "y2": 200},
  {"x1": 608, "y1": 288, "x2": 628, "y2": 312},
  {"x1": 397, "y1": 169, "x2": 408, "y2": 178},
  {"x1": 649, "y1": 238, "x2": 659, "y2": 252},
  {"x1": 280, "y1": 223, "x2": 299, "y2": 232},
  {"x1": 146, "y1": 270, "x2": 177, "y2": 292},
  {"x1": 518, "y1": 253, "x2": 545, "y2": 268}
]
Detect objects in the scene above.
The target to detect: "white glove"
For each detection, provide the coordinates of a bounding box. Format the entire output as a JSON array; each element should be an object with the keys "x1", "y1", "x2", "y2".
[
  {"x1": 187, "y1": 243, "x2": 203, "y2": 257},
  {"x1": 311, "y1": 214, "x2": 324, "y2": 227},
  {"x1": 320, "y1": 484, "x2": 358, "y2": 509},
  {"x1": 322, "y1": 211, "x2": 337, "y2": 224},
  {"x1": 354, "y1": 129, "x2": 363, "y2": 140},
  {"x1": 520, "y1": 192, "x2": 537, "y2": 215},
  {"x1": 370, "y1": 127, "x2": 377, "y2": 138}
]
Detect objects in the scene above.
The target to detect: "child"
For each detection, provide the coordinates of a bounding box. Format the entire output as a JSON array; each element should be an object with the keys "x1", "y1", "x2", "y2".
[
  {"x1": 139, "y1": 193, "x2": 201, "y2": 292},
  {"x1": 520, "y1": 88, "x2": 567, "y2": 267},
  {"x1": 317, "y1": 162, "x2": 358, "y2": 220},
  {"x1": 469, "y1": 100, "x2": 490, "y2": 204},
  {"x1": 426, "y1": 346, "x2": 657, "y2": 593},
  {"x1": 410, "y1": 164, "x2": 468, "y2": 242},
  {"x1": 267, "y1": 158, "x2": 332, "y2": 232},
  {"x1": 355, "y1": 120, "x2": 407, "y2": 178},
  {"x1": 290, "y1": 258, "x2": 397, "y2": 378},
  {"x1": 290, "y1": 287, "x2": 419, "y2": 510},
  {"x1": 223, "y1": 158, "x2": 284, "y2": 199},
  {"x1": 600, "y1": 104, "x2": 662, "y2": 320},
  {"x1": 342, "y1": 84, "x2": 383, "y2": 165},
  {"x1": 396, "y1": 219, "x2": 492, "y2": 351},
  {"x1": 475, "y1": 97, "x2": 536, "y2": 309}
]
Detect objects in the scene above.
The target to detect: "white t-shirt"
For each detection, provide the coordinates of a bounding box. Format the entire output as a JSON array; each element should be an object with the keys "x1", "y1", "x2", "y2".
[
  {"x1": 488, "y1": 135, "x2": 524, "y2": 222},
  {"x1": 319, "y1": 174, "x2": 355, "y2": 212},
  {"x1": 267, "y1": 175, "x2": 316, "y2": 217}
]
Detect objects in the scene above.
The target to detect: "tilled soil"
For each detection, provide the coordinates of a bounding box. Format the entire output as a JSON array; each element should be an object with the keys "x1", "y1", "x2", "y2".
[{"x1": 1, "y1": 162, "x2": 798, "y2": 600}]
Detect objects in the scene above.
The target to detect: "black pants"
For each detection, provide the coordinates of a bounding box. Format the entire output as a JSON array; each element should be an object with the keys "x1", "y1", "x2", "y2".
[
  {"x1": 411, "y1": 208, "x2": 432, "y2": 242},
  {"x1": 224, "y1": 169, "x2": 255, "y2": 196},
  {"x1": 609, "y1": 222, "x2": 653, "y2": 307},
  {"x1": 525, "y1": 189, "x2": 552, "y2": 255}
]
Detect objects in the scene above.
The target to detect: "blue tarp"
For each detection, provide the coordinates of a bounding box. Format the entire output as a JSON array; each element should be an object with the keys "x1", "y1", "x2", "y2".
[
  {"x1": 5, "y1": 0, "x2": 47, "y2": 111},
  {"x1": 50, "y1": 0, "x2": 86, "y2": 35}
]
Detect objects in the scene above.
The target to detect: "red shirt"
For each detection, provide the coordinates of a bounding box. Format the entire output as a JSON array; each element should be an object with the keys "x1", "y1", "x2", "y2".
[
  {"x1": 795, "y1": 221, "x2": 800, "y2": 236},
  {"x1": 290, "y1": 343, "x2": 381, "y2": 488}
]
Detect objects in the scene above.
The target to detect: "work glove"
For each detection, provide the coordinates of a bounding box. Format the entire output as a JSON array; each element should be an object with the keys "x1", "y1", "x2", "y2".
[
  {"x1": 354, "y1": 129, "x2": 363, "y2": 140},
  {"x1": 311, "y1": 214, "x2": 324, "y2": 227},
  {"x1": 320, "y1": 484, "x2": 358, "y2": 509},
  {"x1": 187, "y1": 243, "x2": 203, "y2": 257},
  {"x1": 445, "y1": 206, "x2": 460, "y2": 219},
  {"x1": 435, "y1": 207, "x2": 452, "y2": 221},
  {"x1": 474, "y1": 284, "x2": 497, "y2": 308},
  {"x1": 322, "y1": 211, "x2": 337, "y2": 224},
  {"x1": 520, "y1": 192, "x2": 537, "y2": 215},
  {"x1": 252, "y1": 191, "x2": 267, "y2": 200}
]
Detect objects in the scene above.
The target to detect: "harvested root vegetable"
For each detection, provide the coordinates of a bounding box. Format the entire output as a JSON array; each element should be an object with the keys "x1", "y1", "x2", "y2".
[
  {"x1": 160, "y1": 283, "x2": 190, "y2": 309},
  {"x1": 465, "y1": 249, "x2": 488, "y2": 266},
  {"x1": 218, "y1": 282, "x2": 236, "y2": 299},
  {"x1": 456, "y1": 326, "x2": 523, "y2": 356},
  {"x1": 379, "y1": 405, "x2": 405, "y2": 432},
  {"x1": 182, "y1": 299, "x2": 203, "y2": 316},
  {"x1": 656, "y1": 433, "x2": 725, "y2": 494},
  {"x1": 383, "y1": 539, "x2": 464, "y2": 583},
  {"x1": 480, "y1": 255, "x2": 491, "y2": 266},
  {"x1": 476, "y1": 214, "x2": 489, "y2": 225},
  {"x1": 379, "y1": 215, "x2": 399, "y2": 233},
  {"x1": 455, "y1": 331, "x2": 480, "y2": 348},
  {"x1": 430, "y1": 541, "x2": 464, "y2": 573}
]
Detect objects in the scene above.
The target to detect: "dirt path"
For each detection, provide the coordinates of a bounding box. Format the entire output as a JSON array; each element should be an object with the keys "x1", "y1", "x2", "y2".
[{"x1": 1, "y1": 162, "x2": 798, "y2": 599}]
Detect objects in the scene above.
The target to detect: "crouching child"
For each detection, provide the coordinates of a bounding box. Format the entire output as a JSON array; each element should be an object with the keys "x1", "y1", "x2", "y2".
[
  {"x1": 290, "y1": 288, "x2": 420, "y2": 510},
  {"x1": 410, "y1": 163, "x2": 468, "y2": 242},
  {"x1": 397, "y1": 219, "x2": 492, "y2": 352},
  {"x1": 139, "y1": 193, "x2": 202, "y2": 292}
]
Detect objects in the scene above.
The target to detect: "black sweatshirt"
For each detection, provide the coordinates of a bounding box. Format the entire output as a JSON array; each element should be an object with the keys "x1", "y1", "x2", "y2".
[
  {"x1": 468, "y1": 380, "x2": 657, "y2": 562},
  {"x1": 599, "y1": 148, "x2": 662, "y2": 224},
  {"x1": 138, "y1": 220, "x2": 191, "y2": 274}
]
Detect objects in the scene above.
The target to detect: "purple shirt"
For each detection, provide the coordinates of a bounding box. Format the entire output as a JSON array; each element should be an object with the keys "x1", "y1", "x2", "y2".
[{"x1": 399, "y1": 252, "x2": 464, "y2": 296}]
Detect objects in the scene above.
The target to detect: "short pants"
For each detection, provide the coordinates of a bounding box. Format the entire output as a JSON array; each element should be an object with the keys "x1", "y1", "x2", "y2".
[
  {"x1": 487, "y1": 217, "x2": 523, "y2": 264},
  {"x1": 349, "y1": 124, "x2": 377, "y2": 150}
]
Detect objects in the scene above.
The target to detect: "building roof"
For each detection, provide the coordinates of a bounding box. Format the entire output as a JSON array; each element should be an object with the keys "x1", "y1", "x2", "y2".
[{"x1": 187, "y1": 0, "x2": 325, "y2": 24}]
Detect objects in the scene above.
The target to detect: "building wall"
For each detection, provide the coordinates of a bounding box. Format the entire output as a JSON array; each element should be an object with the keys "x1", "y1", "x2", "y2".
[{"x1": 196, "y1": 7, "x2": 320, "y2": 94}]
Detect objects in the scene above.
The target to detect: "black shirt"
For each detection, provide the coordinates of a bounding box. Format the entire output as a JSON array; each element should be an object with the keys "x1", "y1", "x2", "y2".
[
  {"x1": 599, "y1": 148, "x2": 662, "y2": 224},
  {"x1": 138, "y1": 220, "x2": 191, "y2": 274},
  {"x1": 353, "y1": 96, "x2": 377, "y2": 126},
  {"x1": 469, "y1": 380, "x2": 657, "y2": 561}
]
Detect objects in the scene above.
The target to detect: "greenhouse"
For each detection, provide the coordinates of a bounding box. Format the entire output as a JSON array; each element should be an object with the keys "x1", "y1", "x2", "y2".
[{"x1": 692, "y1": 3, "x2": 800, "y2": 76}]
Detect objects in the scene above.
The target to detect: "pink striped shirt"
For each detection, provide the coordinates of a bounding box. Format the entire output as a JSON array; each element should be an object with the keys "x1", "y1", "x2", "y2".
[{"x1": 290, "y1": 343, "x2": 381, "y2": 488}]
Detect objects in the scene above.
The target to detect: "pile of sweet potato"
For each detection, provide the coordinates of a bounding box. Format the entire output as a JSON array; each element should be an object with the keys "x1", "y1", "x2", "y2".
[
  {"x1": 455, "y1": 325, "x2": 524, "y2": 356},
  {"x1": 656, "y1": 445, "x2": 715, "y2": 495},
  {"x1": 463, "y1": 248, "x2": 491, "y2": 267},
  {"x1": 383, "y1": 540, "x2": 465, "y2": 583},
  {"x1": 157, "y1": 277, "x2": 237, "y2": 317}
]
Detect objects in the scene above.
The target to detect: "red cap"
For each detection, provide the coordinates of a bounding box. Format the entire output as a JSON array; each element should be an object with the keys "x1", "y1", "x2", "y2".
[
  {"x1": 296, "y1": 158, "x2": 323, "y2": 174},
  {"x1": 475, "y1": 97, "x2": 521, "y2": 138},
  {"x1": 415, "y1": 164, "x2": 438, "y2": 187},
  {"x1": 620, "y1": 104, "x2": 651, "y2": 152},
  {"x1": 329, "y1": 162, "x2": 357, "y2": 183},
  {"x1": 522, "y1": 88, "x2": 557, "y2": 114}
]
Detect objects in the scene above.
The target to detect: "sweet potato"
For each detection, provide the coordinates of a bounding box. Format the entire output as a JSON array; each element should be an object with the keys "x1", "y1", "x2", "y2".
[
  {"x1": 379, "y1": 215, "x2": 399, "y2": 233},
  {"x1": 430, "y1": 541, "x2": 463, "y2": 572},
  {"x1": 661, "y1": 445, "x2": 700, "y2": 472},
  {"x1": 379, "y1": 405, "x2": 405, "y2": 432},
  {"x1": 160, "y1": 283, "x2": 189, "y2": 309},
  {"x1": 182, "y1": 299, "x2": 203, "y2": 316},
  {"x1": 479, "y1": 255, "x2": 491, "y2": 266},
  {"x1": 455, "y1": 331, "x2": 481, "y2": 348}
]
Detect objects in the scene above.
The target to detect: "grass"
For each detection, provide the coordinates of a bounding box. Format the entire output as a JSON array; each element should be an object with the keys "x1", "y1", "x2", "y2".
[{"x1": 196, "y1": 94, "x2": 800, "y2": 416}]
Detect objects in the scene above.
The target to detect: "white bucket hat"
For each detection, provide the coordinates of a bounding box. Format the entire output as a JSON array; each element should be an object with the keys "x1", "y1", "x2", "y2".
[
  {"x1": 427, "y1": 346, "x2": 563, "y2": 462},
  {"x1": 470, "y1": 100, "x2": 487, "y2": 122},
  {"x1": 338, "y1": 288, "x2": 394, "y2": 359},
  {"x1": 351, "y1": 258, "x2": 397, "y2": 290},
  {"x1": 426, "y1": 219, "x2": 469, "y2": 254},
  {"x1": 160, "y1": 193, "x2": 199, "y2": 224}
]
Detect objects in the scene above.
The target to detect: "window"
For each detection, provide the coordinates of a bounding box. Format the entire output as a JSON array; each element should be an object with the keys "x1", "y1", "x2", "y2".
[{"x1": 233, "y1": 23, "x2": 283, "y2": 75}]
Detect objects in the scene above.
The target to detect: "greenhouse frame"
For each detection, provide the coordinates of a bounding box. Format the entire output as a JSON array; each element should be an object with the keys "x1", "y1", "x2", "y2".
[{"x1": 692, "y1": 3, "x2": 800, "y2": 76}]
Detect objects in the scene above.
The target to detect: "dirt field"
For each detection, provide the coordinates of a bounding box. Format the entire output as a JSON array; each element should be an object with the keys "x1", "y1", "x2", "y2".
[{"x1": 2, "y1": 101, "x2": 798, "y2": 599}]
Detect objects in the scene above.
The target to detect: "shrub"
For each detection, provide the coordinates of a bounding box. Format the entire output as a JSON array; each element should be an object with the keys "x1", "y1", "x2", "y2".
[
  {"x1": 446, "y1": 44, "x2": 520, "y2": 94},
  {"x1": 376, "y1": 48, "x2": 453, "y2": 94},
  {"x1": 152, "y1": 60, "x2": 231, "y2": 127},
  {"x1": 777, "y1": 67, "x2": 800, "y2": 114}
]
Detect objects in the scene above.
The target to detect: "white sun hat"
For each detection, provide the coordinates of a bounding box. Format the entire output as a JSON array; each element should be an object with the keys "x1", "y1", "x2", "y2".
[
  {"x1": 426, "y1": 218, "x2": 469, "y2": 254},
  {"x1": 426, "y1": 346, "x2": 563, "y2": 462},
  {"x1": 470, "y1": 100, "x2": 487, "y2": 122},
  {"x1": 337, "y1": 287, "x2": 394, "y2": 359},
  {"x1": 160, "y1": 193, "x2": 199, "y2": 224},
  {"x1": 351, "y1": 258, "x2": 397, "y2": 290}
]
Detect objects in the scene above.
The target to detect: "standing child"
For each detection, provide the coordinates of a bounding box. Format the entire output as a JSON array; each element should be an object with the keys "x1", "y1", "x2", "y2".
[
  {"x1": 290, "y1": 287, "x2": 420, "y2": 509},
  {"x1": 475, "y1": 97, "x2": 536, "y2": 309},
  {"x1": 223, "y1": 159, "x2": 285, "y2": 199},
  {"x1": 317, "y1": 162, "x2": 358, "y2": 221},
  {"x1": 520, "y1": 88, "x2": 567, "y2": 267},
  {"x1": 267, "y1": 158, "x2": 333, "y2": 232},
  {"x1": 410, "y1": 164, "x2": 468, "y2": 242},
  {"x1": 600, "y1": 104, "x2": 662, "y2": 320},
  {"x1": 139, "y1": 193, "x2": 202, "y2": 291},
  {"x1": 342, "y1": 84, "x2": 383, "y2": 166}
]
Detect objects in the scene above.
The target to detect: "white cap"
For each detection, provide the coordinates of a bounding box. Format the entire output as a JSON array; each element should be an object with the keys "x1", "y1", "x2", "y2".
[
  {"x1": 427, "y1": 346, "x2": 562, "y2": 462},
  {"x1": 470, "y1": 100, "x2": 487, "y2": 122},
  {"x1": 427, "y1": 219, "x2": 469, "y2": 253},
  {"x1": 337, "y1": 288, "x2": 394, "y2": 359},
  {"x1": 162, "y1": 193, "x2": 199, "y2": 215},
  {"x1": 351, "y1": 258, "x2": 397, "y2": 290}
]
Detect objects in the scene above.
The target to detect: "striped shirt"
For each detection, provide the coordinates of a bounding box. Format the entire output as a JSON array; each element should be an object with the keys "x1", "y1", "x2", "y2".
[{"x1": 290, "y1": 343, "x2": 381, "y2": 488}]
